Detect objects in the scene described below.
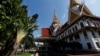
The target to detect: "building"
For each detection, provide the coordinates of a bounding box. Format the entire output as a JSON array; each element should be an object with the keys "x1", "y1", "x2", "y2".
[{"x1": 35, "y1": 0, "x2": 100, "y2": 54}]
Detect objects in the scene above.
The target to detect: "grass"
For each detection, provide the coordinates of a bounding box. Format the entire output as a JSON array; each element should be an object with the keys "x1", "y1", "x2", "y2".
[{"x1": 15, "y1": 53, "x2": 32, "y2": 56}]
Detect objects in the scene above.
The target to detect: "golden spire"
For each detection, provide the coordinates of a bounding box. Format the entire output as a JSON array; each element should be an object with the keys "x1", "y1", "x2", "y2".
[
  {"x1": 52, "y1": 10, "x2": 60, "y2": 24},
  {"x1": 70, "y1": 0, "x2": 80, "y2": 8}
]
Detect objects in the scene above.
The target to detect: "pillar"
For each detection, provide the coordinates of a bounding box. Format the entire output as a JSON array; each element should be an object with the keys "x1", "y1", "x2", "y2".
[
  {"x1": 87, "y1": 31, "x2": 97, "y2": 51},
  {"x1": 79, "y1": 32, "x2": 88, "y2": 49}
]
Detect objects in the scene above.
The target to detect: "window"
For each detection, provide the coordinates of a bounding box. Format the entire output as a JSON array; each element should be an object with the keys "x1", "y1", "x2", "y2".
[
  {"x1": 95, "y1": 23, "x2": 99, "y2": 27},
  {"x1": 98, "y1": 31, "x2": 100, "y2": 36},
  {"x1": 99, "y1": 23, "x2": 100, "y2": 26},
  {"x1": 66, "y1": 31, "x2": 68, "y2": 36},
  {"x1": 59, "y1": 36, "x2": 61, "y2": 39},
  {"x1": 87, "y1": 21, "x2": 90, "y2": 26},
  {"x1": 67, "y1": 38, "x2": 70, "y2": 42},
  {"x1": 69, "y1": 37, "x2": 73, "y2": 41},
  {"x1": 83, "y1": 31, "x2": 88, "y2": 39},
  {"x1": 63, "y1": 32, "x2": 66, "y2": 37},
  {"x1": 96, "y1": 42, "x2": 100, "y2": 48},
  {"x1": 61, "y1": 33, "x2": 64, "y2": 38},
  {"x1": 68, "y1": 30, "x2": 70, "y2": 35},
  {"x1": 87, "y1": 43, "x2": 92, "y2": 49},
  {"x1": 57, "y1": 36, "x2": 60, "y2": 40},
  {"x1": 96, "y1": 23, "x2": 99, "y2": 27},
  {"x1": 93, "y1": 23, "x2": 96, "y2": 27},
  {"x1": 91, "y1": 22, "x2": 95, "y2": 27},
  {"x1": 65, "y1": 39, "x2": 67, "y2": 42},
  {"x1": 75, "y1": 34, "x2": 80, "y2": 40},
  {"x1": 73, "y1": 27, "x2": 75, "y2": 32},
  {"x1": 75, "y1": 26, "x2": 77, "y2": 31},
  {"x1": 91, "y1": 31, "x2": 96, "y2": 38},
  {"x1": 80, "y1": 22, "x2": 84, "y2": 28},
  {"x1": 69, "y1": 29, "x2": 72, "y2": 33}
]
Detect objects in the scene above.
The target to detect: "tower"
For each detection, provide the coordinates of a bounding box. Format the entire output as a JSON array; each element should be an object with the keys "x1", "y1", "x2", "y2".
[
  {"x1": 68, "y1": 0, "x2": 93, "y2": 23},
  {"x1": 52, "y1": 10, "x2": 60, "y2": 28},
  {"x1": 50, "y1": 10, "x2": 61, "y2": 36}
]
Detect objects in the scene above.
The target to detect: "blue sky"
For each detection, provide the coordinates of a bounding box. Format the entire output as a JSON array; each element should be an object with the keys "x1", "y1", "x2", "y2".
[{"x1": 22, "y1": 0, "x2": 100, "y2": 37}]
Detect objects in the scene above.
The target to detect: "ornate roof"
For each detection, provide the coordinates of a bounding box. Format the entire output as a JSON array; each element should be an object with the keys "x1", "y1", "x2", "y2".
[
  {"x1": 68, "y1": 0, "x2": 93, "y2": 23},
  {"x1": 52, "y1": 10, "x2": 60, "y2": 24},
  {"x1": 70, "y1": 0, "x2": 80, "y2": 8}
]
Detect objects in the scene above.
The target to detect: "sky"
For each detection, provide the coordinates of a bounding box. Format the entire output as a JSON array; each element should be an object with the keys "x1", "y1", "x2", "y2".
[{"x1": 22, "y1": 0, "x2": 100, "y2": 37}]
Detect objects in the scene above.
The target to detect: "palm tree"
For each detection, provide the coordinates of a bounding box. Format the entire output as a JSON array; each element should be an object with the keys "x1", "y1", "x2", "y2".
[{"x1": 0, "y1": 0, "x2": 38, "y2": 56}]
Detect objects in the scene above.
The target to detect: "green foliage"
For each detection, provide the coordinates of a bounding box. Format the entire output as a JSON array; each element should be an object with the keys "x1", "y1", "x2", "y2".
[
  {"x1": 21, "y1": 14, "x2": 38, "y2": 49},
  {"x1": 0, "y1": 0, "x2": 27, "y2": 44},
  {"x1": 0, "y1": 0, "x2": 38, "y2": 45},
  {"x1": 0, "y1": 0, "x2": 38, "y2": 55},
  {"x1": 15, "y1": 53, "x2": 31, "y2": 56}
]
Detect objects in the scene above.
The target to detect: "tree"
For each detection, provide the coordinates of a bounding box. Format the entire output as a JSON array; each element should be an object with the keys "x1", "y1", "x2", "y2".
[
  {"x1": 21, "y1": 14, "x2": 38, "y2": 49},
  {"x1": 22, "y1": 35, "x2": 35, "y2": 49},
  {"x1": 0, "y1": 0, "x2": 38, "y2": 56}
]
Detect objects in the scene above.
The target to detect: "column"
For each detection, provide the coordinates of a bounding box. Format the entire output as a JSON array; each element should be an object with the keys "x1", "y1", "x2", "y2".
[
  {"x1": 94, "y1": 31, "x2": 100, "y2": 51},
  {"x1": 87, "y1": 31, "x2": 97, "y2": 50},
  {"x1": 79, "y1": 32, "x2": 88, "y2": 49},
  {"x1": 77, "y1": 23, "x2": 81, "y2": 30}
]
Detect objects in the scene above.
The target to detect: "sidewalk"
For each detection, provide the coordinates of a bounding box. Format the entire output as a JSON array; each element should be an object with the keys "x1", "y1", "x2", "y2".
[
  {"x1": 32, "y1": 51, "x2": 100, "y2": 56},
  {"x1": 67, "y1": 53, "x2": 100, "y2": 56},
  {"x1": 31, "y1": 53, "x2": 39, "y2": 56}
]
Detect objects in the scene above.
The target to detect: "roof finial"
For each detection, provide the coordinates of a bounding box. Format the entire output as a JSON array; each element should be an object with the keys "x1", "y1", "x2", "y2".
[
  {"x1": 52, "y1": 9, "x2": 60, "y2": 24},
  {"x1": 54, "y1": 9, "x2": 57, "y2": 18}
]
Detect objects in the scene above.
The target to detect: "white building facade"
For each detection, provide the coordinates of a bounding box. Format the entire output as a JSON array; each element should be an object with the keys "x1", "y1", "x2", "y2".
[{"x1": 56, "y1": 15, "x2": 100, "y2": 52}]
